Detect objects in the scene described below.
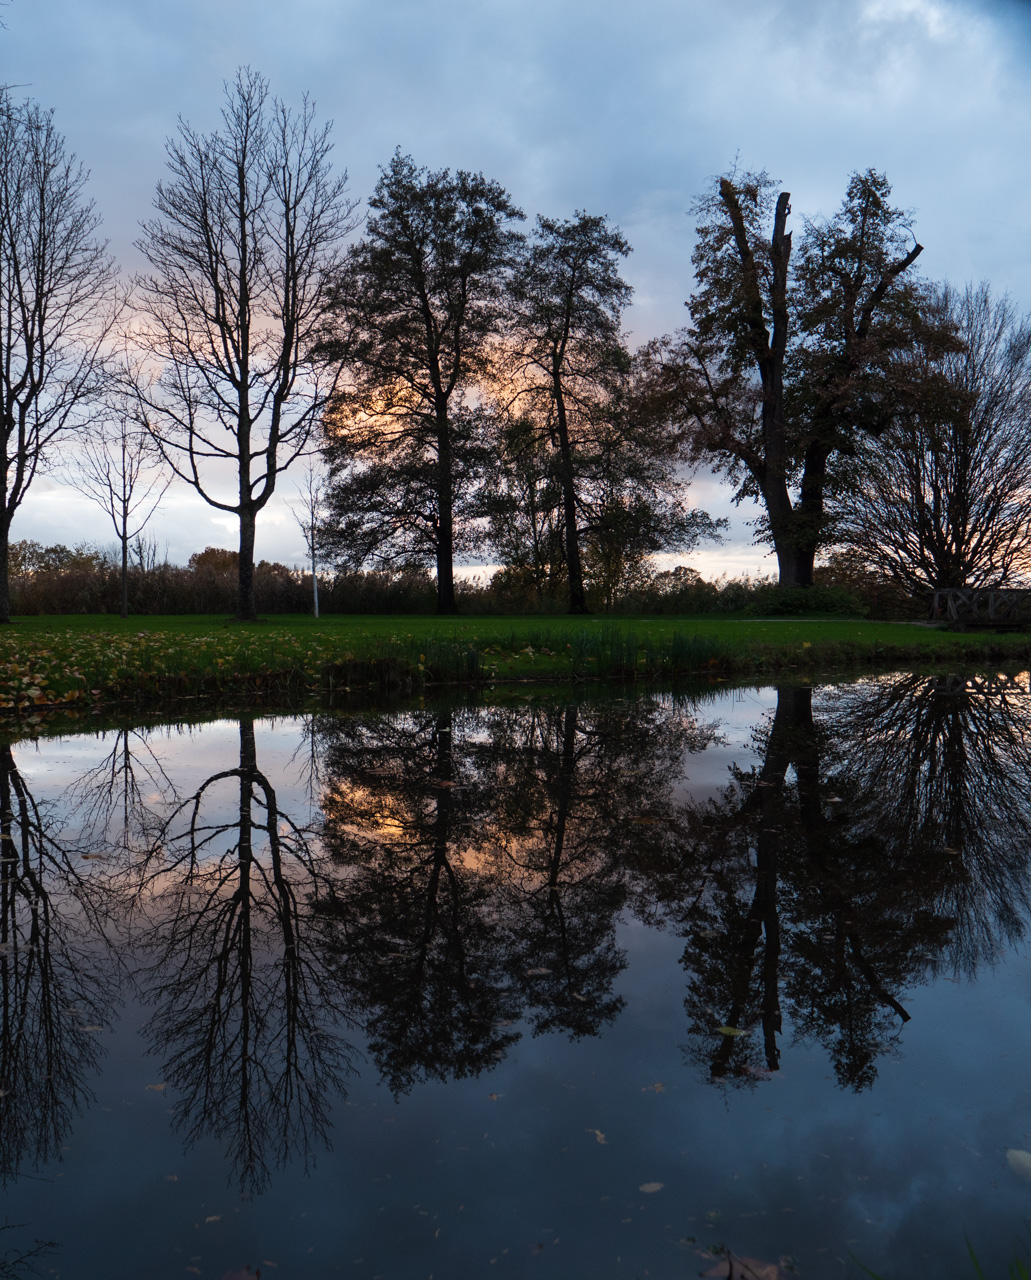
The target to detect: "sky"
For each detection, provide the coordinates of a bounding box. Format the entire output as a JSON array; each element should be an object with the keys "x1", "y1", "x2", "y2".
[{"x1": 5, "y1": 0, "x2": 1031, "y2": 579}]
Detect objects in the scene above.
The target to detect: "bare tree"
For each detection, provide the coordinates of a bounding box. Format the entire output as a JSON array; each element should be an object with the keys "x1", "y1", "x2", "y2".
[
  {"x1": 68, "y1": 415, "x2": 169, "y2": 618},
  {"x1": 291, "y1": 460, "x2": 325, "y2": 618},
  {"x1": 0, "y1": 89, "x2": 119, "y2": 623},
  {"x1": 132, "y1": 68, "x2": 359, "y2": 621},
  {"x1": 834, "y1": 283, "x2": 1031, "y2": 592}
]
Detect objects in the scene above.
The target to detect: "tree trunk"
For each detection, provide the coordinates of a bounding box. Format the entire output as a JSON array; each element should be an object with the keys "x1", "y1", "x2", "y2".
[
  {"x1": 237, "y1": 507, "x2": 258, "y2": 621},
  {"x1": 554, "y1": 385, "x2": 588, "y2": 614},
  {"x1": 0, "y1": 523, "x2": 11, "y2": 625},
  {"x1": 435, "y1": 412, "x2": 457, "y2": 615},
  {"x1": 120, "y1": 531, "x2": 129, "y2": 620}
]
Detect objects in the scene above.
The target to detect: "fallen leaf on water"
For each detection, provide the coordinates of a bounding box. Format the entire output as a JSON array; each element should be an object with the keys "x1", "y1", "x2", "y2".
[
  {"x1": 80, "y1": 1025, "x2": 105, "y2": 1032},
  {"x1": 147, "y1": 1083, "x2": 168, "y2": 1092},
  {"x1": 586, "y1": 1128, "x2": 608, "y2": 1145},
  {"x1": 164, "y1": 1174, "x2": 178, "y2": 1182},
  {"x1": 488, "y1": 1093, "x2": 500, "y2": 1102},
  {"x1": 81, "y1": 853, "x2": 109, "y2": 861},
  {"x1": 642, "y1": 1083, "x2": 665, "y2": 1093},
  {"x1": 702, "y1": 1253, "x2": 785, "y2": 1279},
  {"x1": 638, "y1": 1182, "x2": 663, "y2": 1193},
  {"x1": 205, "y1": 1214, "x2": 221, "y2": 1222},
  {"x1": 716, "y1": 1026, "x2": 747, "y2": 1037},
  {"x1": 1007, "y1": 1149, "x2": 1031, "y2": 1180},
  {"x1": 526, "y1": 968, "x2": 551, "y2": 977}
]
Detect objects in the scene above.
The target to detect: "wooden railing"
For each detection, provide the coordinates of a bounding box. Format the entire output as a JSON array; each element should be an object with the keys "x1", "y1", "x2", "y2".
[{"x1": 931, "y1": 588, "x2": 1031, "y2": 629}]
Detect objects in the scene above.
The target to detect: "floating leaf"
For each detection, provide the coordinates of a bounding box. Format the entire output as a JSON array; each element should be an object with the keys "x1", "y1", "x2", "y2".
[
  {"x1": 703, "y1": 1255, "x2": 784, "y2": 1279},
  {"x1": 146, "y1": 1083, "x2": 168, "y2": 1092},
  {"x1": 1007, "y1": 1148, "x2": 1031, "y2": 1180},
  {"x1": 642, "y1": 1083, "x2": 665, "y2": 1093},
  {"x1": 716, "y1": 1025, "x2": 747, "y2": 1037},
  {"x1": 586, "y1": 1128, "x2": 608, "y2": 1145},
  {"x1": 526, "y1": 968, "x2": 552, "y2": 977},
  {"x1": 204, "y1": 1214, "x2": 221, "y2": 1222},
  {"x1": 164, "y1": 1174, "x2": 178, "y2": 1182},
  {"x1": 638, "y1": 1182, "x2": 664, "y2": 1193}
]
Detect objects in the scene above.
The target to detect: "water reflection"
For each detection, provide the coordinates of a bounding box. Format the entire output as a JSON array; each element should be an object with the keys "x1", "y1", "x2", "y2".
[
  {"x1": 126, "y1": 717, "x2": 358, "y2": 1196},
  {"x1": 1, "y1": 675, "x2": 1031, "y2": 1209},
  {"x1": 315, "y1": 698, "x2": 714, "y2": 1092},
  {"x1": 0, "y1": 744, "x2": 117, "y2": 1184},
  {"x1": 671, "y1": 675, "x2": 1031, "y2": 1092}
]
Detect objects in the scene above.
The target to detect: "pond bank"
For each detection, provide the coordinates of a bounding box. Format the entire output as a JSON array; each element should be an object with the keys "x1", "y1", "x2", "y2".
[{"x1": 1, "y1": 612, "x2": 1029, "y2": 717}]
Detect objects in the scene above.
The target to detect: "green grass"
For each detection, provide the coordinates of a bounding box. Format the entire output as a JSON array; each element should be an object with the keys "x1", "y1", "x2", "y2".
[{"x1": 1, "y1": 611, "x2": 1030, "y2": 718}]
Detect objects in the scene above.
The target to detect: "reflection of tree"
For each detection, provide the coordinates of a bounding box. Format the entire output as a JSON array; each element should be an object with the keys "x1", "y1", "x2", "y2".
[
  {"x1": 0, "y1": 1224, "x2": 57, "y2": 1277},
  {"x1": 479, "y1": 698, "x2": 715, "y2": 1038},
  {"x1": 826, "y1": 673, "x2": 1031, "y2": 970},
  {"x1": 664, "y1": 675, "x2": 1031, "y2": 1093},
  {"x1": 63, "y1": 726, "x2": 178, "y2": 855},
  {"x1": 318, "y1": 709, "x2": 521, "y2": 1095},
  {"x1": 0, "y1": 745, "x2": 116, "y2": 1184},
  {"x1": 130, "y1": 718, "x2": 356, "y2": 1197},
  {"x1": 317, "y1": 695, "x2": 719, "y2": 1089}
]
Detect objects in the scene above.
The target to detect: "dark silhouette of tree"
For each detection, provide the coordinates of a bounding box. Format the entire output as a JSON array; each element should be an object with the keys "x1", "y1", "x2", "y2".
[
  {"x1": 67, "y1": 414, "x2": 169, "y2": 619},
  {"x1": 319, "y1": 152, "x2": 523, "y2": 614},
  {"x1": 834, "y1": 282, "x2": 1031, "y2": 591},
  {"x1": 315, "y1": 695, "x2": 719, "y2": 1083},
  {"x1": 502, "y1": 212, "x2": 633, "y2": 613},
  {"x1": 475, "y1": 696, "x2": 718, "y2": 1037},
  {"x1": 128, "y1": 717, "x2": 357, "y2": 1196},
  {"x1": 63, "y1": 726, "x2": 178, "y2": 857},
  {"x1": 132, "y1": 68, "x2": 359, "y2": 621},
  {"x1": 0, "y1": 745, "x2": 117, "y2": 1184},
  {"x1": 642, "y1": 169, "x2": 941, "y2": 588},
  {"x1": 650, "y1": 673, "x2": 1031, "y2": 1094},
  {"x1": 824, "y1": 672, "x2": 1031, "y2": 971},
  {"x1": 317, "y1": 708, "x2": 521, "y2": 1093},
  {"x1": 0, "y1": 89, "x2": 120, "y2": 624}
]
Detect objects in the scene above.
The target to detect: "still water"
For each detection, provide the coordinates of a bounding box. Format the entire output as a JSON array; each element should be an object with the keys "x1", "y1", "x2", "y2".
[{"x1": 2, "y1": 676, "x2": 1031, "y2": 1278}]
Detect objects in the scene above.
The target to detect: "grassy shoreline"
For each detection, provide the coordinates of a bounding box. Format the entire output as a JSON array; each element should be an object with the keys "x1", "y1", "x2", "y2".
[{"x1": 0, "y1": 612, "x2": 1028, "y2": 718}]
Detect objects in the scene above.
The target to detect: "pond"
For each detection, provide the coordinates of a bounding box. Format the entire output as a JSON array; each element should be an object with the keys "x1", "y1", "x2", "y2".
[{"x1": 1, "y1": 675, "x2": 1031, "y2": 1278}]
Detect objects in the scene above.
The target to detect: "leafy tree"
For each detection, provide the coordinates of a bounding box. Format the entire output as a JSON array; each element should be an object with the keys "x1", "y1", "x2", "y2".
[
  {"x1": 644, "y1": 169, "x2": 937, "y2": 588},
  {"x1": 479, "y1": 413, "x2": 566, "y2": 606},
  {"x1": 132, "y1": 68, "x2": 358, "y2": 621},
  {"x1": 187, "y1": 546, "x2": 239, "y2": 573},
  {"x1": 0, "y1": 90, "x2": 120, "y2": 623},
  {"x1": 503, "y1": 212, "x2": 634, "y2": 613},
  {"x1": 319, "y1": 401, "x2": 492, "y2": 582},
  {"x1": 482, "y1": 396, "x2": 724, "y2": 611},
  {"x1": 833, "y1": 282, "x2": 1031, "y2": 591},
  {"x1": 319, "y1": 152, "x2": 523, "y2": 613}
]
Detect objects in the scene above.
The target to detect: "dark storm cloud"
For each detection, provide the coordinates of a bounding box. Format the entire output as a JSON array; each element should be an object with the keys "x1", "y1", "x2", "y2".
[{"x1": 4, "y1": 0, "x2": 1030, "y2": 565}]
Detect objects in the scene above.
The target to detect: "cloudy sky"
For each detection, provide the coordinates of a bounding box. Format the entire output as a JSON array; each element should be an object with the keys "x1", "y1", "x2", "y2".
[{"x1": 5, "y1": 0, "x2": 1031, "y2": 577}]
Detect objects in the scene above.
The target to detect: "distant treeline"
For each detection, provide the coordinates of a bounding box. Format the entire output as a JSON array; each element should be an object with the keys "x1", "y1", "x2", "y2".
[{"x1": 9, "y1": 540, "x2": 915, "y2": 618}]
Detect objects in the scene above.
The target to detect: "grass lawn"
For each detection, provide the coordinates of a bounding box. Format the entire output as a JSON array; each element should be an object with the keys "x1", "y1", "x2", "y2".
[{"x1": 1, "y1": 611, "x2": 1029, "y2": 717}]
